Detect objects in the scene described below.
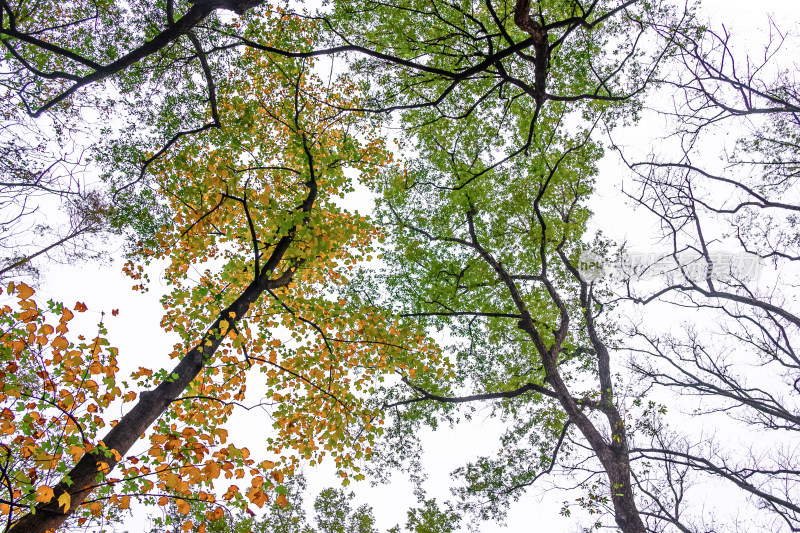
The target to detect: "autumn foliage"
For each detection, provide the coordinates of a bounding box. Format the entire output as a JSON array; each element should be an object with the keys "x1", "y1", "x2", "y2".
[
  {"x1": 0, "y1": 282, "x2": 124, "y2": 522},
  {"x1": 0, "y1": 41, "x2": 445, "y2": 533}
]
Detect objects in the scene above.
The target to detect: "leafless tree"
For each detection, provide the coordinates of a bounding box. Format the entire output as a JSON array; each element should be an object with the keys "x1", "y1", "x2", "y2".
[{"x1": 611, "y1": 18, "x2": 800, "y2": 532}]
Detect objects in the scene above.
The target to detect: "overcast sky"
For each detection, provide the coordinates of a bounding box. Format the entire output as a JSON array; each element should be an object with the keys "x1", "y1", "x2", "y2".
[{"x1": 30, "y1": 0, "x2": 799, "y2": 530}]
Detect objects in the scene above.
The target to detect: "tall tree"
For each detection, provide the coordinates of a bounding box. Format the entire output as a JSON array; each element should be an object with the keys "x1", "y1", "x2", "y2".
[
  {"x1": 363, "y1": 93, "x2": 649, "y2": 531},
  {"x1": 7, "y1": 1, "x2": 765, "y2": 533},
  {"x1": 333, "y1": 1, "x2": 686, "y2": 532},
  {"x1": 2, "y1": 49, "x2": 444, "y2": 532},
  {"x1": 613, "y1": 19, "x2": 800, "y2": 532}
]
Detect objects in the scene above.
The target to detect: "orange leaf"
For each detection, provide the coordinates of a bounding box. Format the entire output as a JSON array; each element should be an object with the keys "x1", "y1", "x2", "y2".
[
  {"x1": 34, "y1": 485, "x2": 54, "y2": 503},
  {"x1": 19, "y1": 309, "x2": 38, "y2": 322},
  {"x1": 203, "y1": 461, "x2": 220, "y2": 480},
  {"x1": 213, "y1": 428, "x2": 228, "y2": 444},
  {"x1": 176, "y1": 498, "x2": 190, "y2": 515},
  {"x1": 276, "y1": 494, "x2": 289, "y2": 508},
  {"x1": 16, "y1": 283, "x2": 34, "y2": 300},
  {"x1": 74, "y1": 302, "x2": 87, "y2": 312},
  {"x1": 69, "y1": 445, "x2": 84, "y2": 462},
  {"x1": 158, "y1": 496, "x2": 169, "y2": 506}
]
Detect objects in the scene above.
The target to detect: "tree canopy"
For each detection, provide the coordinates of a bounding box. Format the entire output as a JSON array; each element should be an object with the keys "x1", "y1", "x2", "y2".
[{"x1": 0, "y1": 0, "x2": 797, "y2": 532}]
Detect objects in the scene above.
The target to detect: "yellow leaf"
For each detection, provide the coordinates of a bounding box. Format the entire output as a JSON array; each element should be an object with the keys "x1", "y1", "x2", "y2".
[
  {"x1": 35, "y1": 451, "x2": 61, "y2": 470},
  {"x1": 220, "y1": 320, "x2": 229, "y2": 334},
  {"x1": 58, "y1": 492, "x2": 71, "y2": 512},
  {"x1": 34, "y1": 485, "x2": 55, "y2": 503}
]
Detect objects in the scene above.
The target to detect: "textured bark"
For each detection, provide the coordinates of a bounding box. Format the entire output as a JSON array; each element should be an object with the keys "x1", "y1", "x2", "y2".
[
  {"x1": 516, "y1": 259, "x2": 647, "y2": 533},
  {"x1": 466, "y1": 199, "x2": 646, "y2": 532},
  {"x1": 522, "y1": 326, "x2": 646, "y2": 533},
  {"x1": 513, "y1": 0, "x2": 550, "y2": 105}
]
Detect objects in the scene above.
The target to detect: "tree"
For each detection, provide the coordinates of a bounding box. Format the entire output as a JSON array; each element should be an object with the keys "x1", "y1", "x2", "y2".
[
  {"x1": 326, "y1": 1, "x2": 686, "y2": 532},
  {"x1": 0, "y1": 2, "x2": 460, "y2": 532},
  {"x1": 2, "y1": 47, "x2": 445, "y2": 532},
  {"x1": 609, "y1": 19, "x2": 800, "y2": 532},
  {"x1": 367, "y1": 105, "x2": 651, "y2": 531},
  {"x1": 6, "y1": 1, "x2": 794, "y2": 532},
  {"x1": 2, "y1": 0, "x2": 691, "y2": 531},
  {"x1": 323, "y1": 4, "x2": 800, "y2": 532}
]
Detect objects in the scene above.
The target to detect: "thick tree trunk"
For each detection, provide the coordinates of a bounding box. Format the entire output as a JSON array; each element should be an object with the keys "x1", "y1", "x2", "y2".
[
  {"x1": 470, "y1": 203, "x2": 646, "y2": 532},
  {"x1": 514, "y1": 0, "x2": 550, "y2": 105},
  {"x1": 536, "y1": 345, "x2": 647, "y2": 533},
  {"x1": 518, "y1": 267, "x2": 647, "y2": 533}
]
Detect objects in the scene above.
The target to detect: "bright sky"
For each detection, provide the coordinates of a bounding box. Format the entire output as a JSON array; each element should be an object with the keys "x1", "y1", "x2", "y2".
[{"x1": 31, "y1": 0, "x2": 798, "y2": 531}]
